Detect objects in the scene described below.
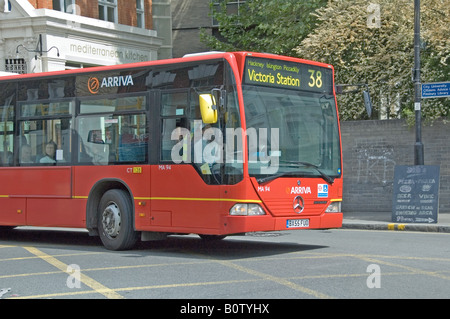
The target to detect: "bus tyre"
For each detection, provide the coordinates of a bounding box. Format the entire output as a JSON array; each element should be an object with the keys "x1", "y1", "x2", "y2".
[{"x1": 98, "y1": 189, "x2": 138, "y2": 251}]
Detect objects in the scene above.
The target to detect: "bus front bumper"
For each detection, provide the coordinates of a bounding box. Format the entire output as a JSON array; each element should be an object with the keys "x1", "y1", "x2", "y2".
[{"x1": 222, "y1": 213, "x2": 343, "y2": 235}]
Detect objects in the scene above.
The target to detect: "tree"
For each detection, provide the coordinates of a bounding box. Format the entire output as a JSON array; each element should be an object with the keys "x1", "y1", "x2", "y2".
[
  {"x1": 200, "y1": 0, "x2": 327, "y2": 57},
  {"x1": 295, "y1": 0, "x2": 449, "y2": 121}
]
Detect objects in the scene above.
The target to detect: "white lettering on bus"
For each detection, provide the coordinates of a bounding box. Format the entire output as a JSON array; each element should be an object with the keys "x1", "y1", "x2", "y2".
[
  {"x1": 101, "y1": 75, "x2": 134, "y2": 88},
  {"x1": 290, "y1": 186, "x2": 312, "y2": 195}
]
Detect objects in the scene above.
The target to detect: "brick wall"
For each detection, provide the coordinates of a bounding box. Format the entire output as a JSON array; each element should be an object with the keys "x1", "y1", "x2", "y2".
[
  {"x1": 77, "y1": 0, "x2": 98, "y2": 19},
  {"x1": 118, "y1": 0, "x2": 136, "y2": 26},
  {"x1": 144, "y1": 0, "x2": 152, "y2": 30},
  {"x1": 341, "y1": 119, "x2": 450, "y2": 213}
]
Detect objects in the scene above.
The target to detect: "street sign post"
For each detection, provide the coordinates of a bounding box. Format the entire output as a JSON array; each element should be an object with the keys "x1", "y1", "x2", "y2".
[{"x1": 421, "y1": 82, "x2": 450, "y2": 99}]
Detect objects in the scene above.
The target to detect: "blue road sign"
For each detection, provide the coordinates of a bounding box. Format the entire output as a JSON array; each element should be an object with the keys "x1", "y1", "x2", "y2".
[{"x1": 421, "y1": 82, "x2": 450, "y2": 98}]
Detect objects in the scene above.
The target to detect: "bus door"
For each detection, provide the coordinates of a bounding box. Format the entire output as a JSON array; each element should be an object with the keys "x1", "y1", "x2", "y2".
[
  {"x1": 0, "y1": 92, "x2": 28, "y2": 226},
  {"x1": 16, "y1": 114, "x2": 74, "y2": 227},
  {"x1": 150, "y1": 88, "x2": 225, "y2": 233}
]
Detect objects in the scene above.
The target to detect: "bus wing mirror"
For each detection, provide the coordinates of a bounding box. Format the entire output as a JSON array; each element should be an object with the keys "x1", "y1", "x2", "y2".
[
  {"x1": 199, "y1": 94, "x2": 218, "y2": 124},
  {"x1": 363, "y1": 90, "x2": 372, "y2": 118}
]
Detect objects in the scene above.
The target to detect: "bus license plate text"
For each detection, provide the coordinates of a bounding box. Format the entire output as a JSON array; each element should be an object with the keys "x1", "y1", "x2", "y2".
[{"x1": 286, "y1": 219, "x2": 309, "y2": 228}]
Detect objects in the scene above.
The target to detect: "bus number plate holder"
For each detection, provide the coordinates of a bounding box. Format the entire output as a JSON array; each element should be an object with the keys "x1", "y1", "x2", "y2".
[{"x1": 286, "y1": 219, "x2": 309, "y2": 228}]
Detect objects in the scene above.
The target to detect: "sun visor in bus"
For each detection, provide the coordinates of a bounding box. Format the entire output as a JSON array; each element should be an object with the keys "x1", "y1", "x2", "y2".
[{"x1": 199, "y1": 94, "x2": 218, "y2": 124}]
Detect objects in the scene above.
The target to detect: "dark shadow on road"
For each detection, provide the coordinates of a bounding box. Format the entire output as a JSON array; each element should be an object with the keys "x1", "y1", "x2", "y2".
[
  {"x1": 0, "y1": 227, "x2": 329, "y2": 260},
  {"x1": 134, "y1": 234, "x2": 328, "y2": 260},
  {"x1": 0, "y1": 227, "x2": 100, "y2": 249}
]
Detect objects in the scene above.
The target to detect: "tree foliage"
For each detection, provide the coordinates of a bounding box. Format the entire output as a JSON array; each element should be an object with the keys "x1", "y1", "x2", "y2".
[
  {"x1": 295, "y1": 0, "x2": 449, "y2": 121},
  {"x1": 200, "y1": 0, "x2": 327, "y2": 56},
  {"x1": 203, "y1": 0, "x2": 449, "y2": 121}
]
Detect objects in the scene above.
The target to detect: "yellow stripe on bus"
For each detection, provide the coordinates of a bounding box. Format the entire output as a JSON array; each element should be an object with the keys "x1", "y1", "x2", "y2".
[
  {"x1": 147, "y1": 197, "x2": 262, "y2": 203},
  {"x1": 72, "y1": 195, "x2": 261, "y2": 203}
]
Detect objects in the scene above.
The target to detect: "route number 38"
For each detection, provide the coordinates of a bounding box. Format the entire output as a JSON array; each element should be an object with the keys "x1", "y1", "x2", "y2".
[{"x1": 308, "y1": 69, "x2": 323, "y2": 89}]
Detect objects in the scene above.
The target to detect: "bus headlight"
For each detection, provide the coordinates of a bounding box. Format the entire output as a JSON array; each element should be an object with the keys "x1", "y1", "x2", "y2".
[
  {"x1": 325, "y1": 201, "x2": 341, "y2": 213},
  {"x1": 230, "y1": 203, "x2": 266, "y2": 216}
]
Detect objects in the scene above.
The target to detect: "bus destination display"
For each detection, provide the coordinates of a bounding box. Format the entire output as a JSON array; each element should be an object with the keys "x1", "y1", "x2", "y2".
[{"x1": 244, "y1": 56, "x2": 332, "y2": 93}]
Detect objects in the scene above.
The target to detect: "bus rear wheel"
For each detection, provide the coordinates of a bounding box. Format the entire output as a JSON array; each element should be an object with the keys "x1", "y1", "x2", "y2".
[{"x1": 98, "y1": 189, "x2": 138, "y2": 250}]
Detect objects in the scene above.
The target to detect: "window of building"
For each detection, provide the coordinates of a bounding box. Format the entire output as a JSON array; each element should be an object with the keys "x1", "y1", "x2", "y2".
[
  {"x1": 99, "y1": 0, "x2": 118, "y2": 23},
  {"x1": 53, "y1": 0, "x2": 77, "y2": 13},
  {"x1": 5, "y1": 59, "x2": 26, "y2": 74},
  {"x1": 136, "y1": 0, "x2": 145, "y2": 28},
  {"x1": 211, "y1": 0, "x2": 246, "y2": 27},
  {"x1": 1, "y1": 0, "x2": 11, "y2": 13}
]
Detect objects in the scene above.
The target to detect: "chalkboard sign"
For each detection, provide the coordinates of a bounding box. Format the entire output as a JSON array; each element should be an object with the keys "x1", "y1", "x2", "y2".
[{"x1": 392, "y1": 165, "x2": 440, "y2": 223}]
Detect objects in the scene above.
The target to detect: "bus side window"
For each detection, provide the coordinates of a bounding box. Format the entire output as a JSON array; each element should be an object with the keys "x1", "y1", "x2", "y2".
[
  {"x1": 0, "y1": 148, "x2": 13, "y2": 166},
  {"x1": 118, "y1": 114, "x2": 148, "y2": 162},
  {"x1": 0, "y1": 91, "x2": 14, "y2": 167},
  {"x1": 19, "y1": 144, "x2": 35, "y2": 165},
  {"x1": 78, "y1": 117, "x2": 110, "y2": 165},
  {"x1": 161, "y1": 117, "x2": 187, "y2": 161},
  {"x1": 160, "y1": 91, "x2": 188, "y2": 162},
  {"x1": 20, "y1": 119, "x2": 72, "y2": 166}
]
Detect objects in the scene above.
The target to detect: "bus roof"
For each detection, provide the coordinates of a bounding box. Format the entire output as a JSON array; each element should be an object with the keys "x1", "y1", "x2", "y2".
[{"x1": 0, "y1": 52, "x2": 333, "y2": 82}]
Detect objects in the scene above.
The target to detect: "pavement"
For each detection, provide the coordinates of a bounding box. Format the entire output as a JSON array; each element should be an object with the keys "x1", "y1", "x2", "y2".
[{"x1": 342, "y1": 211, "x2": 450, "y2": 233}]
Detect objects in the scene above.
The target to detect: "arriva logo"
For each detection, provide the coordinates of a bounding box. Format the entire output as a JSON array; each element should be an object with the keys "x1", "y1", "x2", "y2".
[
  {"x1": 88, "y1": 75, "x2": 134, "y2": 94},
  {"x1": 288, "y1": 186, "x2": 311, "y2": 195},
  {"x1": 88, "y1": 77, "x2": 100, "y2": 94}
]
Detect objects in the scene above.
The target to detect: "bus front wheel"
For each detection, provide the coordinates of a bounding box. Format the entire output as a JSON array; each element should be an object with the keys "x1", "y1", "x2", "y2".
[{"x1": 98, "y1": 189, "x2": 138, "y2": 250}]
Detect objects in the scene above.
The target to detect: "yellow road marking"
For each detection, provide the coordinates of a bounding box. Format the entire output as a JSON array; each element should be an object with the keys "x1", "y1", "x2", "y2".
[
  {"x1": 3, "y1": 247, "x2": 450, "y2": 299},
  {"x1": 358, "y1": 256, "x2": 450, "y2": 281},
  {"x1": 10, "y1": 279, "x2": 260, "y2": 299},
  {"x1": 212, "y1": 259, "x2": 333, "y2": 299},
  {"x1": 0, "y1": 245, "x2": 15, "y2": 249},
  {"x1": 23, "y1": 247, "x2": 123, "y2": 299},
  {"x1": 0, "y1": 251, "x2": 102, "y2": 262},
  {"x1": 388, "y1": 223, "x2": 405, "y2": 230}
]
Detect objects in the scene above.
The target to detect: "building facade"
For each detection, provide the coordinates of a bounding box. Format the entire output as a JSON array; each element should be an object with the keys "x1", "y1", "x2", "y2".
[
  {"x1": 0, "y1": 0, "x2": 172, "y2": 74},
  {"x1": 171, "y1": 0, "x2": 210, "y2": 58},
  {"x1": 170, "y1": 0, "x2": 246, "y2": 58}
]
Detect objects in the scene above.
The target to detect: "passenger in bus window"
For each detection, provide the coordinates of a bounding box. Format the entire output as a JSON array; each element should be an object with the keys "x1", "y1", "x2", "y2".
[
  {"x1": 20, "y1": 144, "x2": 34, "y2": 164},
  {"x1": 1, "y1": 141, "x2": 13, "y2": 166},
  {"x1": 39, "y1": 141, "x2": 57, "y2": 164}
]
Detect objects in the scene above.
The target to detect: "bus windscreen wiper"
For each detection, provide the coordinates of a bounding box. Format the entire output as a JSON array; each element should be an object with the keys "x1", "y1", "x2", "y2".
[{"x1": 256, "y1": 161, "x2": 335, "y2": 185}]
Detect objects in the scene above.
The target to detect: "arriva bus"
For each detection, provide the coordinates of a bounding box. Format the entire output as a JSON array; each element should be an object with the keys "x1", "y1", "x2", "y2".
[{"x1": 0, "y1": 52, "x2": 343, "y2": 250}]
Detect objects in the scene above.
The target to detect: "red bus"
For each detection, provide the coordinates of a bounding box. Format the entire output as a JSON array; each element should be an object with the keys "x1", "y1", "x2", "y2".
[{"x1": 0, "y1": 52, "x2": 342, "y2": 250}]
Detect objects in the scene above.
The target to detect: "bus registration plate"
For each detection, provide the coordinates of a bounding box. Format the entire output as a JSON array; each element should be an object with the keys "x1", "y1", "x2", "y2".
[{"x1": 286, "y1": 219, "x2": 309, "y2": 228}]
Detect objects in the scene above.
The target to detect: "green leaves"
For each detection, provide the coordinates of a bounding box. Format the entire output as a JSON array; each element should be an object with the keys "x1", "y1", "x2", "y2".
[
  {"x1": 204, "y1": 0, "x2": 448, "y2": 121},
  {"x1": 201, "y1": 0, "x2": 327, "y2": 56},
  {"x1": 296, "y1": 0, "x2": 449, "y2": 121}
]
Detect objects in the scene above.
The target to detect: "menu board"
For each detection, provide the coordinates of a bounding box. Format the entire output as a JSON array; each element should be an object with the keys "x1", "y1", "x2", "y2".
[{"x1": 392, "y1": 165, "x2": 440, "y2": 223}]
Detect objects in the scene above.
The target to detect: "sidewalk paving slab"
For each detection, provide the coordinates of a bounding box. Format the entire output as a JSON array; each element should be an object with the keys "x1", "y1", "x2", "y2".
[{"x1": 342, "y1": 211, "x2": 450, "y2": 233}]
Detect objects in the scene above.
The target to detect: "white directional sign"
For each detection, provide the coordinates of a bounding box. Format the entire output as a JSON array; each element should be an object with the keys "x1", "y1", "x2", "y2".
[{"x1": 421, "y1": 82, "x2": 450, "y2": 98}]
